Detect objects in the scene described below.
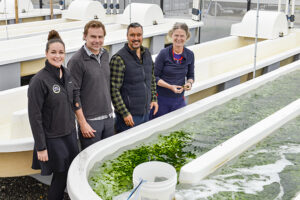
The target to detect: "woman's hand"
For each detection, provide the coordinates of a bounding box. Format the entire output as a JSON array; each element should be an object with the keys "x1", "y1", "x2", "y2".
[
  {"x1": 37, "y1": 150, "x2": 49, "y2": 162},
  {"x1": 170, "y1": 85, "x2": 184, "y2": 94},
  {"x1": 183, "y1": 82, "x2": 192, "y2": 91}
]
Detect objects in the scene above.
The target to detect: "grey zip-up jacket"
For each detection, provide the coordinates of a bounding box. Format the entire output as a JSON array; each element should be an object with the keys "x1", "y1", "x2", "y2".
[{"x1": 68, "y1": 46, "x2": 112, "y2": 119}]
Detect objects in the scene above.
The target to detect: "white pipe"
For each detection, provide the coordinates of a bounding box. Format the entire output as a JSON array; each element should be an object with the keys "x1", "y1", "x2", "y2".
[
  {"x1": 110, "y1": 0, "x2": 113, "y2": 15},
  {"x1": 278, "y1": 0, "x2": 281, "y2": 12},
  {"x1": 291, "y1": 0, "x2": 295, "y2": 28},
  {"x1": 116, "y1": 0, "x2": 120, "y2": 14},
  {"x1": 4, "y1": 0, "x2": 9, "y2": 40},
  {"x1": 104, "y1": 0, "x2": 108, "y2": 14},
  {"x1": 129, "y1": 0, "x2": 131, "y2": 23},
  {"x1": 253, "y1": 0, "x2": 260, "y2": 79},
  {"x1": 285, "y1": 0, "x2": 289, "y2": 16}
]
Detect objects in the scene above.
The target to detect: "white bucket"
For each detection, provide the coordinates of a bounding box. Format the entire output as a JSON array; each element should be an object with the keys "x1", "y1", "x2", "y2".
[{"x1": 132, "y1": 161, "x2": 177, "y2": 200}]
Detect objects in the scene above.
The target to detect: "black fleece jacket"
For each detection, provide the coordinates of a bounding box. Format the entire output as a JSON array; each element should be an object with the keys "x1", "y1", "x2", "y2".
[{"x1": 28, "y1": 61, "x2": 75, "y2": 151}]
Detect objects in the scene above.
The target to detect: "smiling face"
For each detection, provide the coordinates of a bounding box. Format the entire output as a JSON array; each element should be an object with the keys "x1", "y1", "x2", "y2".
[
  {"x1": 84, "y1": 27, "x2": 105, "y2": 55},
  {"x1": 46, "y1": 42, "x2": 65, "y2": 68},
  {"x1": 171, "y1": 28, "x2": 187, "y2": 49},
  {"x1": 127, "y1": 27, "x2": 143, "y2": 50}
]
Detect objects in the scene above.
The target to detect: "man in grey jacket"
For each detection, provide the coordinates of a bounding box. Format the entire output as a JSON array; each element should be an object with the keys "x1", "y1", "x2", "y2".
[{"x1": 68, "y1": 20, "x2": 114, "y2": 149}]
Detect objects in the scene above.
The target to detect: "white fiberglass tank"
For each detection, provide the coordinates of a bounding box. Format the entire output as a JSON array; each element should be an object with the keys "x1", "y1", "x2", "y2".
[
  {"x1": 119, "y1": 3, "x2": 164, "y2": 26},
  {"x1": 64, "y1": 0, "x2": 106, "y2": 20},
  {"x1": 231, "y1": 10, "x2": 288, "y2": 39}
]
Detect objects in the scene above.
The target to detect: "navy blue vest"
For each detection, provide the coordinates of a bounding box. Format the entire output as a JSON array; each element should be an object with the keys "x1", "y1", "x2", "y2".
[{"x1": 117, "y1": 44, "x2": 153, "y2": 115}]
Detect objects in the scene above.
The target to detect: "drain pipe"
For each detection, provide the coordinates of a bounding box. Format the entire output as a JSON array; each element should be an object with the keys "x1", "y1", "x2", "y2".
[
  {"x1": 290, "y1": 0, "x2": 295, "y2": 28},
  {"x1": 247, "y1": 0, "x2": 251, "y2": 11},
  {"x1": 103, "y1": 0, "x2": 108, "y2": 14},
  {"x1": 109, "y1": 0, "x2": 114, "y2": 14},
  {"x1": 278, "y1": 0, "x2": 281, "y2": 11},
  {"x1": 116, "y1": 0, "x2": 120, "y2": 14},
  {"x1": 285, "y1": 0, "x2": 290, "y2": 27},
  {"x1": 160, "y1": 0, "x2": 164, "y2": 14},
  {"x1": 4, "y1": 0, "x2": 9, "y2": 39},
  {"x1": 129, "y1": 0, "x2": 132, "y2": 23},
  {"x1": 253, "y1": 0, "x2": 260, "y2": 79},
  {"x1": 192, "y1": 0, "x2": 202, "y2": 44}
]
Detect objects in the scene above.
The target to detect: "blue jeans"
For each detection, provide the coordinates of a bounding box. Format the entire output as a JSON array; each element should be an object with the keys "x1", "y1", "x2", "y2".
[
  {"x1": 150, "y1": 95, "x2": 186, "y2": 119},
  {"x1": 115, "y1": 112, "x2": 149, "y2": 133}
]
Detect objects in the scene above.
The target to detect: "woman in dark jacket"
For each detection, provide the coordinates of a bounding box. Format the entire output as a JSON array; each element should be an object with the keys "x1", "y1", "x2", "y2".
[
  {"x1": 152, "y1": 22, "x2": 195, "y2": 119},
  {"x1": 28, "y1": 30, "x2": 79, "y2": 200}
]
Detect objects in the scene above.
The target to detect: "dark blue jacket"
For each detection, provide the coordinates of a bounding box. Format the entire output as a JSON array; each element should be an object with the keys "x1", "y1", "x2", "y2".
[
  {"x1": 154, "y1": 45, "x2": 195, "y2": 98},
  {"x1": 117, "y1": 44, "x2": 153, "y2": 115}
]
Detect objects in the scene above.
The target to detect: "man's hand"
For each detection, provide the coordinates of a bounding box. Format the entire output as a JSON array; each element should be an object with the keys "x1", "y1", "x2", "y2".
[
  {"x1": 150, "y1": 101, "x2": 159, "y2": 115},
  {"x1": 80, "y1": 121, "x2": 96, "y2": 138},
  {"x1": 37, "y1": 150, "x2": 48, "y2": 162},
  {"x1": 124, "y1": 114, "x2": 135, "y2": 127}
]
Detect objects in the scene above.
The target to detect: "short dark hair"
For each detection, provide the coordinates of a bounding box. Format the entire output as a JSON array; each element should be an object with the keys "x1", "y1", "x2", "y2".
[
  {"x1": 84, "y1": 20, "x2": 106, "y2": 37},
  {"x1": 127, "y1": 22, "x2": 143, "y2": 35}
]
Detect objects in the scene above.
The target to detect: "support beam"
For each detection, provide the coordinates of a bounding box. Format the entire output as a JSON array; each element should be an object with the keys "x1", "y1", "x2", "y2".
[
  {"x1": 186, "y1": 28, "x2": 196, "y2": 46},
  {"x1": 50, "y1": 0, "x2": 53, "y2": 19},
  {"x1": 150, "y1": 34, "x2": 165, "y2": 54},
  {"x1": 109, "y1": 43, "x2": 125, "y2": 58},
  {"x1": 294, "y1": 53, "x2": 300, "y2": 61},
  {"x1": 262, "y1": 61, "x2": 280, "y2": 74},
  {"x1": 0, "y1": 63, "x2": 21, "y2": 91},
  {"x1": 14, "y1": 0, "x2": 19, "y2": 24},
  {"x1": 218, "y1": 77, "x2": 241, "y2": 91}
]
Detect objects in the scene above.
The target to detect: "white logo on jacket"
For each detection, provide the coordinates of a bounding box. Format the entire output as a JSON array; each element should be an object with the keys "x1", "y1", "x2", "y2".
[{"x1": 53, "y1": 85, "x2": 61, "y2": 94}]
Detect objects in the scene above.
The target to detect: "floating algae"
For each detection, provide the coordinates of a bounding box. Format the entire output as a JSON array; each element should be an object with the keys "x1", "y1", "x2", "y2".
[
  {"x1": 89, "y1": 70, "x2": 300, "y2": 200},
  {"x1": 177, "y1": 116, "x2": 300, "y2": 200}
]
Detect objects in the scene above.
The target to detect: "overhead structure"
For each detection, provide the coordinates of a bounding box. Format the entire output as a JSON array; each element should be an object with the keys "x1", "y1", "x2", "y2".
[
  {"x1": 119, "y1": 3, "x2": 164, "y2": 26},
  {"x1": 0, "y1": 0, "x2": 34, "y2": 13},
  {"x1": 64, "y1": 0, "x2": 106, "y2": 20},
  {"x1": 231, "y1": 10, "x2": 288, "y2": 40}
]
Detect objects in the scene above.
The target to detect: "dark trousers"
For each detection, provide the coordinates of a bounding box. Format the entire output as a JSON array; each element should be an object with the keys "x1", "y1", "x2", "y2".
[
  {"x1": 115, "y1": 112, "x2": 149, "y2": 133},
  {"x1": 48, "y1": 171, "x2": 68, "y2": 200},
  {"x1": 79, "y1": 117, "x2": 114, "y2": 150},
  {"x1": 151, "y1": 95, "x2": 186, "y2": 119}
]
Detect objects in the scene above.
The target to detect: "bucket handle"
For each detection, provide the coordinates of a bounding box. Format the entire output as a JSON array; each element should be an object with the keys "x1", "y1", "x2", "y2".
[{"x1": 127, "y1": 179, "x2": 146, "y2": 200}]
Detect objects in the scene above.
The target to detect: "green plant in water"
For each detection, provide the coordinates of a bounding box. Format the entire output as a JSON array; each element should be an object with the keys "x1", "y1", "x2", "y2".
[{"x1": 88, "y1": 131, "x2": 196, "y2": 200}]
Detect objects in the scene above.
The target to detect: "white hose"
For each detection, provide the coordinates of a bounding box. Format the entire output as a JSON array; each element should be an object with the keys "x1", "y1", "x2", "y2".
[
  {"x1": 4, "y1": 0, "x2": 9, "y2": 40},
  {"x1": 129, "y1": 0, "x2": 131, "y2": 23},
  {"x1": 110, "y1": 0, "x2": 113, "y2": 14},
  {"x1": 291, "y1": 0, "x2": 295, "y2": 28},
  {"x1": 278, "y1": 0, "x2": 281, "y2": 12},
  {"x1": 285, "y1": 0, "x2": 289, "y2": 16},
  {"x1": 253, "y1": 0, "x2": 260, "y2": 79},
  {"x1": 116, "y1": 0, "x2": 119, "y2": 14}
]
